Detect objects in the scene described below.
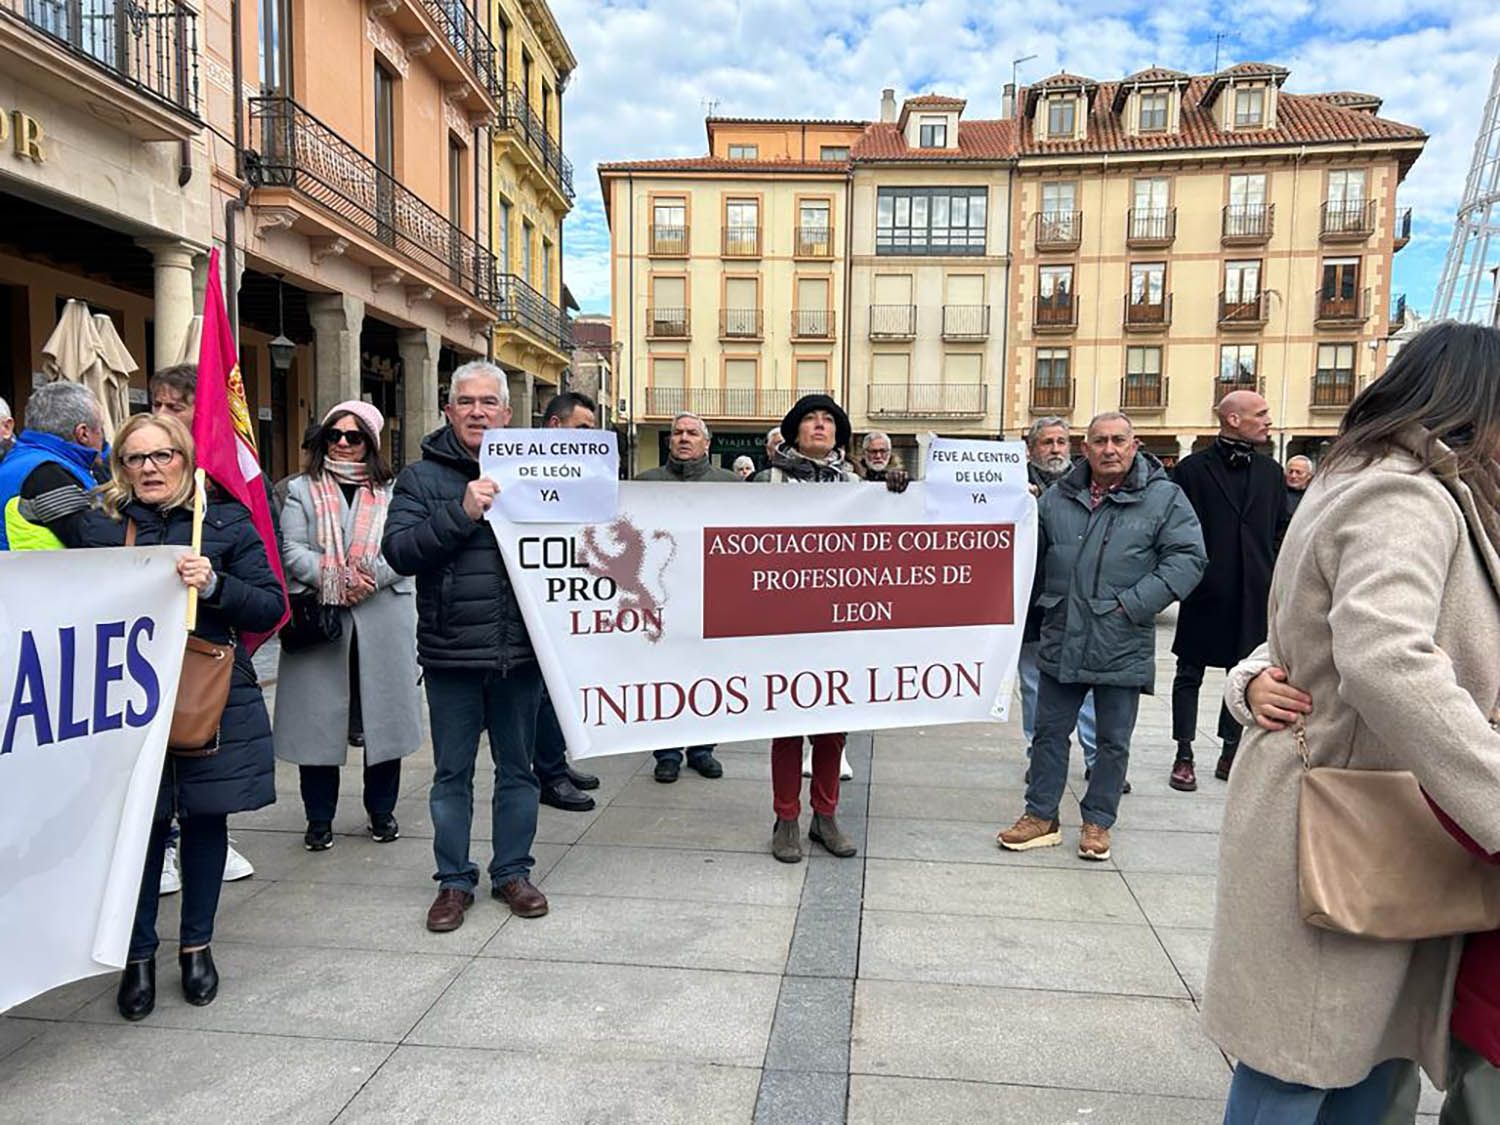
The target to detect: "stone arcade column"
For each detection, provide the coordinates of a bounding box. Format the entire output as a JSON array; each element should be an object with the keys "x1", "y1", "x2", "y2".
[
  {"x1": 397, "y1": 327, "x2": 441, "y2": 467},
  {"x1": 140, "y1": 239, "x2": 198, "y2": 369},
  {"x1": 306, "y1": 293, "x2": 365, "y2": 420}
]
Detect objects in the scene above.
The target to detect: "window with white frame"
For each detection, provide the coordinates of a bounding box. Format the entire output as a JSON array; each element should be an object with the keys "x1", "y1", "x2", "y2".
[
  {"x1": 918, "y1": 118, "x2": 947, "y2": 147},
  {"x1": 1046, "y1": 97, "x2": 1076, "y2": 138},
  {"x1": 1234, "y1": 87, "x2": 1265, "y2": 128},
  {"x1": 1138, "y1": 91, "x2": 1168, "y2": 132},
  {"x1": 727, "y1": 144, "x2": 758, "y2": 160},
  {"x1": 1219, "y1": 344, "x2": 1258, "y2": 387}
]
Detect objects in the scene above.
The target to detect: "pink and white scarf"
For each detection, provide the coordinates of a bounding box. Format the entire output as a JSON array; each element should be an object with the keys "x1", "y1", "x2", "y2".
[{"x1": 311, "y1": 461, "x2": 389, "y2": 606}]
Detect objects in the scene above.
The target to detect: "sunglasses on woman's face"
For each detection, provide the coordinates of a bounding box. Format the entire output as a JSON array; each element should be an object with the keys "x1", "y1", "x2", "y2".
[
  {"x1": 122, "y1": 448, "x2": 181, "y2": 470},
  {"x1": 326, "y1": 429, "x2": 367, "y2": 448}
]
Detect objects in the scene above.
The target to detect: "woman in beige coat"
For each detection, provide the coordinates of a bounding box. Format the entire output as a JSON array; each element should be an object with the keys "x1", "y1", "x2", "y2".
[{"x1": 1206, "y1": 322, "x2": 1500, "y2": 1123}]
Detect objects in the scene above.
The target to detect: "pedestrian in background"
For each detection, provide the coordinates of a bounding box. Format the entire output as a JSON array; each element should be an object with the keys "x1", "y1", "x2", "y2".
[
  {"x1": 91, "y1": 413, "x2": 283, "y2": 1021},
  {"x1": 1279, "y1": 455, "x2": 1313, "y2": 551},
  {"x1": 1167, "y1": 391, "x2": 1285, "y2": 790},
  {"x1": 0, "y1": 381, "x2": 103, "y2": 550},
  {"x1": 274, "y1": 401, "x2": 420, "y2": 852},
  {"x1": 732, "y1": 455, "x2": 755, "y2": 479},
  {"x1": 859, "y1": 430, "x2": 894, "y2": 481},
  {"x1": 1206, "y1": 321, "x2": 1500, "y2": 1123}
]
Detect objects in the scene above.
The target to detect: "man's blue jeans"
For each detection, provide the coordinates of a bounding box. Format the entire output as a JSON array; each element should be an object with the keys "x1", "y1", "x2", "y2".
[
  {"x1": 654, "y1": 746, "x2": 716, "y2": 766},
  {"x1": 424, "y1": 664, "x2": 544, "y2": 892},
  {"x1": 533, "y1": 683, "x2": 570, "y2": 787},
  {"x1": 1019, "y1": 641, "x2": 1097, "y2": 767},
  {"x1": 1223, "y1": 1058, "x2": 1417, "y2": 1124},
  {"x1": 1025, "y1": 671, "x2": 1139, "y2": 829}
]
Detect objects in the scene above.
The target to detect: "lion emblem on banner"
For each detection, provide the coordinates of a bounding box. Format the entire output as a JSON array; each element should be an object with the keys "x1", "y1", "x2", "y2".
[{"x1": 577, "y1": 514, "x2": 676, "y2": 644}]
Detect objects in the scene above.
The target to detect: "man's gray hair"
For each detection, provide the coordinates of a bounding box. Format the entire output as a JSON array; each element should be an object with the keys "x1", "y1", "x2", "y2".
[
  {"x1": 0, "y1": 395, "x2": 10, "y2": 421},
  {"x1": 25, "y1": 381, "x2": 102, "y2": 439},
  {"x1": 672, "y1": 412, "x2": 711, "y2": 440},
  {"x1": 1286, "y1": 454, "x2": 1313, "y2": 468},
  {"x1": 1025, "y1": 416, "x2": 1070, "y2": 448},
  {"x1": 861, "y1": 430, "x2": 891, "y2": 452},
  {"x1": 449, "y1": 360, "x2": 511, "y2": 405},
  {"x1": 1086, "y1": 410, "x2": 1134, "y2": 436}
]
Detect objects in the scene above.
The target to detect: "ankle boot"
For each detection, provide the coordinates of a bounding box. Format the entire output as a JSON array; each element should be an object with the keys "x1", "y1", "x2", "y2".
[
  {"x1": 179, "y1": 947, "x2": 219, "y2": 1006},
  {"x1": 116, "y1": 959, "x2": 155, "y2": 1021},
  {"x1": 809, "y1": 812, "x2": 857, "y2": 858},
  {"x1": 771, "y1": 818, "x2": 803, "y2": 864}
]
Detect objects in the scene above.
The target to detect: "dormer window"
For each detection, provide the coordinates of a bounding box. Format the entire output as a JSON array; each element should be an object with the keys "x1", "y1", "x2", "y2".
[
  {"x1": 1046, "y1": 97, "x2": 1076, "y2": 139},
  {"x1": 918, "y1": 118, "x2": 947, "y2": 148},
  {"x1": 728, "y1": 144, "x2": 759, "y2": 160},
  {"x1": 1139, "y1": 91, "x2": 1169, "y2": 132},
  {"x1": 1234, "y1": 88, "x2": 1266, "y2": 128}
]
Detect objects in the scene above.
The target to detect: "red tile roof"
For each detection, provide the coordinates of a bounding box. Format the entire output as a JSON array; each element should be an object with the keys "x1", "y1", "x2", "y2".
[
  {"x1": 1308, "y1": 91, "x2": 1384, "y2": 112},
  {"x1": 1122, "y1": 67, "x2": 1190, "y2": 83},
  {"x1": 903, "y1": 94, "x2": 967, "y2": 108},
  {"x1": 853, "y1": 119, "x2": 1015, "y2": 161},
  {"x1": 598, "y1": 155, "x2": 850, "y2": 174},
  {"x1": 1033, "y1": 71, "x2": 1099, "y2": 90}
]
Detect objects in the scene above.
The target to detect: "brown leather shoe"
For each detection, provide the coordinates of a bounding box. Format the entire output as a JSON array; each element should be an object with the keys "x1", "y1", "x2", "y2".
[
  {"x1": 426, "y1": 887, "x2": 474, "y2": 932},
  {"x1": 1170, "y1": 760, "x2": 1198, "y2": 792},
  {"x1": 1078, "y1": 822, "x2": 1112, "y2": 861},
  {"x1": 494, "y1": 876, "x2": 549, "y2": 918},
  {"x1": 997, "y1": 813, "x2": 1062, "y2": 851}
]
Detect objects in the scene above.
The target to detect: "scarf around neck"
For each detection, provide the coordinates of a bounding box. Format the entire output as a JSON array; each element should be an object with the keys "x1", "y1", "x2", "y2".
[
  {"x1": 310, "y1": 461, "x2": 388, "y2": 606},
  {"x1": 1217, "y1": 436, "x2": 1255, "y2": 470},
  {"x1": 772, "y1": 446, "x2": 851, "y2": 483}
]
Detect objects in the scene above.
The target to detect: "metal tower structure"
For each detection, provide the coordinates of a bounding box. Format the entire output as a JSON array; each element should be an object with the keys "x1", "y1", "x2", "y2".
[{"x1": 1433, "y1": 55, "x2": 1500, "y2": 322}]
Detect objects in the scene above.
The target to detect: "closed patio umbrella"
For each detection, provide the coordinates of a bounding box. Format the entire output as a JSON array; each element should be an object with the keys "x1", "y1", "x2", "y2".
[{"x1": 41, "y1": 299, "x2": 137, "y2": 440}]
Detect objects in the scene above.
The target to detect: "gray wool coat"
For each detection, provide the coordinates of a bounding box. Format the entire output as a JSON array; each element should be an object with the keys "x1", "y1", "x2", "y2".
[
  {"x1": 273, "y1": 474, "x2": 422, "y2": 768},
  {"x1": 1205, "y1": 443, "x2": 1500, "y2": 1089}
]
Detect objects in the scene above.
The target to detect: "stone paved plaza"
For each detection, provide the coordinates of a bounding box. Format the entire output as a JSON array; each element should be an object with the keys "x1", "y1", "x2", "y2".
[{"x1": 0, "y1": 623, "x2": 1447, "y2": 1122}]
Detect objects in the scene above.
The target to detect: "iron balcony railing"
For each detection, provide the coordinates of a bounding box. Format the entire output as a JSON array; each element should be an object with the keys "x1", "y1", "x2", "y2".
[
  {"x1": 649, "y1": 224, "x2": 688, "y2": 255},
  {"x1": 1394, "y1": 207, "x2": 1412, "y2": 248},
  {"x1": 1127, "y1": 206, "x2": 1177, "y2": 246},
  {"x1": 497, "y1": 273, "x2": 570, "y2": 352},
  {"x1": 1311, "y1": 376, "x2": 1357, "y2": 408},
  {"x1": 721, "y1": 225, "x2": 762, "y2": 257},
  {"x1": 6, "y1": 0, "x2": 199, "y2": 117},
  {"x1": 1316, "y1": 287, "x2": 1370, "y2": 325},
  {"x1": 1030, "y1": 378, "x2": 1075, "y2": 411},
  {"x1": 869, "y1": 304, "x2": 916, "y2": 338},
  {"x1": 1219, "y1": 290, "x2": 1269, "y2": 328},
  {"x1": 1034, "y1": 210, "x2": 1082, "y2": 250},
  {"x1": 1124, "y1": 293, "x2": 1172, "y2": 330},
  {"x1": 942, "y1": 305, "x2": 990, "y2": 339},
  {"x1": 248, "y1": 96, "x2": 498, "y2": 308},
  {"x1": 1214, "y1": 375, "x2": 1265, "y2": 407},
  {"x1": 1121, "y1": 375, "x2": 1168, "y2": 411},
  {"x1": 1392, "y1": 293, "x2": 1408, "y2": 324},
  {"x1": 420, "y1": 0, "x2": 498, "y2": 99},
  {"x1": 1320, "y1": 199, "x2": 1375, "y2": 240},
  {"x1": 720, "y1": 308, "x2": 763, "y2": 338},
  {"x1": 1034, "y1": 294, "x2": 1077, "y2": 331},
  {"x1": 791, "y1": 309, "x2": 834, "y2": 339},
  {"x1": 1222, "y1": 203, "x2": 1274, "y2": 243},
  {"x1": 867, "y1": 383, "x2": 987, "y2": 417},
  {"x1": 646, "y1": 306, "x2": 689, "y2": 338},
  {"x1": 795, "y1": 225, "x2": 834, "y2": 257},
  {"x1": 644, "y1": 386, "x2": 796, "y2": 419},
  {"x1": 498, "y1": 82, "x2": 573, "y2": 201}
]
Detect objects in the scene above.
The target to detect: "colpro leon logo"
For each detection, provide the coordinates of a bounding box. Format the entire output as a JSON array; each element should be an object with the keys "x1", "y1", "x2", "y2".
[{"x1": 518, "y1": 515, "x2": 677, "y2": 643}]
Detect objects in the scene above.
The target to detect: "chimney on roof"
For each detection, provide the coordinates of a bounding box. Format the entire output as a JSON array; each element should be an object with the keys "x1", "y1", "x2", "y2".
[
  {"x1": 1001, "y1": 83, "x2": 1016, "y2": 119},
  {"x1": 880, "y1": 88, "x2": 896, "y2": 124}
]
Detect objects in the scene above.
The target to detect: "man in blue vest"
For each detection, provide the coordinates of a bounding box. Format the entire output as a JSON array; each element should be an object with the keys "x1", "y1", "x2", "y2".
[{"x1": 0, "y1": 381, "x2": 104, "y2": 551}]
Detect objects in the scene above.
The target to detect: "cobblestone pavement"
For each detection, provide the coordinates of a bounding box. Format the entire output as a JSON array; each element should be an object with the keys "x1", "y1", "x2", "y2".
[{"x1": 0, "y1": 621, "x2": 1447, "y2": 1122}]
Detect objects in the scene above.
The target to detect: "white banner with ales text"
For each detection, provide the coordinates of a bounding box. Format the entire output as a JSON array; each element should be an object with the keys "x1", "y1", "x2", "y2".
[
  {"x1": 0, "y1": 549, "x2": 188, "y2": 1012},
  {"x1": 491, "y1": 481, "x2": 1036, "y2": 759}
]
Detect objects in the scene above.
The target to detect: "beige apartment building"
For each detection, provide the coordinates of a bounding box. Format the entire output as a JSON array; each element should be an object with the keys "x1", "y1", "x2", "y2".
[{"x1": 1009, "y1": 64, "x2": 1424, "y2": 463}]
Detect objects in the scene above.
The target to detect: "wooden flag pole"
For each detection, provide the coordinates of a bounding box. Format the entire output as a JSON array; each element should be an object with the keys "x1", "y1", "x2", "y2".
[{"x1": 186, "y1": 468, "x2": 207, "y2": 631}]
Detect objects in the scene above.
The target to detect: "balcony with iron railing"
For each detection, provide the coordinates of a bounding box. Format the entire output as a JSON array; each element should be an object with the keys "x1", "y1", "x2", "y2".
[
  {"x1": 497, "y1": 82, "x2": 574, "y2": 203},
  {"x1": 644, "y1": 385, "x2": 796, "y2": 420},
  {"x1": 1391, "y1": 292, "x2": 1408, "y2": 328},
  {"x1": 1121, "y1": 375, "x2": 1168, "y2": 412},
  {"x1": 1214, "y1": 375, "x2": 1265, "y2": 408},
  {"x1": 942, "y1": 305, "x2": 990, "y2": 340},
  {"x1": 1315, "y1": 287, "x2": 1370, "y2": 326},
  {"x1": 1311, "y1": 375, "x2": 1358, "y2": 410},
  {"x1": 247, "y1": 96, "x2": 497, "y2": 313},
  {"x1": 372, "y1": 0, "x2": 497, "y2": 115},
  {"x1": 1030, "y1": 378, "x2": 1076, "y2": 412},
  {"x1": 720, "y1": 307, "x2": 764, "y2": 340},
  {"x1": 869, "y1": 304, "x2": 916, "y2": 339},
  {"x1": 497, "y1": 272, "x2": 570, "y2": 354},
  {"x1": 649, "y1": 224, "x2": 688, "y2": 256},
  {"x1": 646, "y1": 306, "x2": 689, "y2": 339},
  {"x1": 722, "y1": 225, "x2": 762, "y2": 258},
  {"x1": 1124, "y1": 293, "x2": 1172, "y2": 332},
  {"x1": 1394, "y1": 207, "x2": 1412, "y2": 250},
  {"x1": 1034, "y1": 210, "x2": 1082, "y2": 251},
  {"x1": 795, "y1": 225, "x2": 834, "y2": 258},
  {"x1": 791, "y1": 308, "x2": 834, "y2": 340},
  {"x1": 1320, "y1": 199, "x2": 1375, "y2": 241},
  {"x1": 1127, "y1": 207, "x2": 1176, "y2": 248},
  {"x1": 1219, "y1": 290, "x2": 1269, "y2": 330},
  {"x1": 0, "y1": 0, "x2": 200, "y2": 139},
  {"x1": 867, "y1": 383, "x2": 987, "y2": 418},
  {"x1": 1222, "y1": 203, "x2": 1274, "y2": 245},
  {"x1": 1033, "y1": 294, "x2": 1077, "y2": 333}
]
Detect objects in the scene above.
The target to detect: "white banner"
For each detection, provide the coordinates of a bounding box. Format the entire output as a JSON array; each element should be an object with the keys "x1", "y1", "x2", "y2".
[
  {"x1": 0, "y1": 548, "x2": 188, "y2": 1013},
  {"x1": 491, "y1": 481, "x2": 1036, "y2": 759},
  {"x1": 481, "y1": 428, "x2": 620, "y2": 523}
]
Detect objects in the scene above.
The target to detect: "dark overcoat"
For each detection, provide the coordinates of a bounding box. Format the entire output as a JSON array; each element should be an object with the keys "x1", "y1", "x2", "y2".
[{"x1": 1169, "y1": 442, "x2": 1285, "y2": 669}]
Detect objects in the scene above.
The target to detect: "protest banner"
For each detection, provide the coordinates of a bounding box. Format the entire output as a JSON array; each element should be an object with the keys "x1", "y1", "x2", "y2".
[
  {"x1": 480, "y1": 428, "x2": 619, "y2": 523},
  {"x1": 490, "y1": 480, "x2": 1036, "y2": 759},
  {"x1": 0, "y1": 549, "x2": 189, "y2": 1013}
]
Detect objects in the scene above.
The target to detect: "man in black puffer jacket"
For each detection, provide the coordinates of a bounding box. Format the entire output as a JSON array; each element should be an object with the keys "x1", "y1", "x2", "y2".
[{"x1": 383, "y1": 361, "x2": 548, "y2": 933}]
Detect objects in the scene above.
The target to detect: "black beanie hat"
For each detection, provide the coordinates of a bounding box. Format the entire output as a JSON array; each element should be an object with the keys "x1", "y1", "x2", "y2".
[{"x1": 781, "y1": 393, "x2": 852, "y2": 453}]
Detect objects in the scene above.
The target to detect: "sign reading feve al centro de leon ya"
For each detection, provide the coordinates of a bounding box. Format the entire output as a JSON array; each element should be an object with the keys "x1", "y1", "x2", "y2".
[
  {"x1": 481, "y1": 428, "x2": 619, "y2": 523},
  {"x1": 488, "y1": 479, "x2": 1037, "y2": 760}
]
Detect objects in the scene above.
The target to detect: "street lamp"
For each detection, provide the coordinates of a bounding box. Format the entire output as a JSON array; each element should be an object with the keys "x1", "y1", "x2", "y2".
[
  {"x1": 1012, "y1": 54, "x2": 1038, "y2": 97},
  {"x1": 267, "y1": 273, "x2": 295, "y2": 375}
]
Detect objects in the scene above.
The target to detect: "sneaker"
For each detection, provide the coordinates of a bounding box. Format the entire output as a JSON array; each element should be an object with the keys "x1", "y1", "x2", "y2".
[
  {"x1": 839, "y1": 750, "x2": 854, "y2": 781},
  {"x1": 1169, "y1": 760, "x2": 1198, "y2": 792},
  {"x1": 222, "y1": 839, "x2": 255, "y2": 881},
  {"x1": 369, "y1": 813, "x2": 399, "y2": 843},
  {"x1": 304, "y1": 821, "x2": 334, "y2": 852},
  {"x1": 996, "y1": 813, "x2": 1062, "y2": 851},
  {"x1": 1078, "y1": 822, "x2": 1112, "y2": 861},
  {"x1": 159, "y1": 843, "x2": 181, "y2": 896}
]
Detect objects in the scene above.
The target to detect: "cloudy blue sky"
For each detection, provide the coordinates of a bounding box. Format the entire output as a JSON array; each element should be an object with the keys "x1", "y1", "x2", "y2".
[{"x1": 550, "y1": 0, "x2": 1500, "y2": 318}]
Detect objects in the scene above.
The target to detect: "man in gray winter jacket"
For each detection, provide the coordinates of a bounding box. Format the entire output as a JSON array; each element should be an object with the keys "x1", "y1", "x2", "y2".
[{"x1": 998, "y1": 412, "x2": 1206, "y2": 862}]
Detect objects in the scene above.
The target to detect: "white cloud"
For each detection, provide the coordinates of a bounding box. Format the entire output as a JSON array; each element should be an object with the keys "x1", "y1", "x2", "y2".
[{"x1": 552, "y1": 1, "x2": 1500, "y2": 313}]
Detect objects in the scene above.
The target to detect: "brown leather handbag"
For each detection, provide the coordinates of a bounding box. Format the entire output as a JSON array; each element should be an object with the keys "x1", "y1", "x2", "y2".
[
  {"x1": 126, "y1": 520, "x2": 233, "y2": 756},
  {"x1": 1294, "y1": 720, "x2": 1500, "y2": 940}
]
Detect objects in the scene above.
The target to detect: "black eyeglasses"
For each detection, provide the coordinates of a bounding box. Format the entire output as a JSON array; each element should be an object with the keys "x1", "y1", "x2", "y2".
[
  {"x1": 122, "y1": 448, "x2": 181, "y2": 470},
  {"x1": 325, "y1": 430, "x2": 367, "y2": 448}
]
